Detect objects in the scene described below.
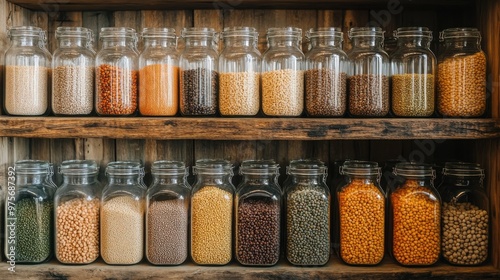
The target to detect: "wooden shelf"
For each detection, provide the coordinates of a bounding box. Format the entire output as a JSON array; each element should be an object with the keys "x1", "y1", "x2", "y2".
[
  {"x1": 0, "y1": 117, "x2": 498, "y2": 140},
  {"x1": 6, "y1": 0, "x2": 475, "y2": 11},
  {"x1": 2, "y1": 258, "x2": 499, "y2": 279}
]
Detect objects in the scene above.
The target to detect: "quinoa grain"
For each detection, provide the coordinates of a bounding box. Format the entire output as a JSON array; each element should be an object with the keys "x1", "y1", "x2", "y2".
[
  {"x1": 219, "y1": 71, "x2": 260, "y2": 116},
  {"x1": 262, "y1": 69, "x2": 304, "y2": 116}
]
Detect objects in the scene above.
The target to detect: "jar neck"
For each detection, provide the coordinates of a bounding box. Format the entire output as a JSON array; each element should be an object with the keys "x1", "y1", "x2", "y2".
[
  {"x1": 242, "y1": 174, "x2": 277, "y2": 185},
  {"x1": 108, "y1": 174, "x2": 141, "y2": 185},
  {"x1": 444, "y1": 175, "x2": 483, "y2": 188},
  {"x1": 396, "y1": 37, "x2": 431, "y2": 48},
  {"x1": 291, "y1": 174, "x2": 325, "y2": 185},
  {"x1": 63, "y1": 173, "x2": 98, "y2": 185},
  {"x1": 57, "y1": 37, "x2": 89, "y2": 48},
  {"x1": 444, "y1": 37, "x2": 481, "y2": 51},
  {"x1": 11, "y1": 36, "x2": 40, "y2": 47},
  {"x1": 184, "y1": 37, "x2": 214, "y2": 48},
  {"x1": 268, "y1": 36, "x2": 301, "y2": 48},
  {"x1": 153, "y1": 174, "x2": 186, "y2": 185},
  {"x1": 143, "y1": 38, "x2": 176, "y2": 49},
  {"x1": 17, "y1": 173, "x2": 48, "y2": 185},
  {"x1": 310, "y1": 37, "x2": 342, "y2": 48},
  {"x1": 224, "y1": 37, "x2": 254, "y2": 48},
  {"x1": 101, "y1": 37, "x2": 134, "y2": 48},
  {"x1": 196, "y1": 173, "x2": 232, "y2": 185},
  {"x1": 352, "y1": 36, "x2": 383, "y2": 48}
]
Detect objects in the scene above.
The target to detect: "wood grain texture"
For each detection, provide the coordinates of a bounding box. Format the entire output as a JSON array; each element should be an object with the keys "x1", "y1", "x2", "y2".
[
  {"x1": 0, "y1": 117, "x2": 497, "y2": 140},
  {"x1": 6, "y1": 0, "x2": 476, "y2": 11}
]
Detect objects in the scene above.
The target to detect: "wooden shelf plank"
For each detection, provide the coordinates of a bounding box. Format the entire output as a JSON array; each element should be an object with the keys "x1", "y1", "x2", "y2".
[
  {"x1": 0, "y1": 117, "x2": 498, "y2": 140},
  {"x1": 2, "y1": 259, "x2": 499, "y2": 279},
  {"x1": 7, "y1": 0, "x2": 475, "y2": 11}
]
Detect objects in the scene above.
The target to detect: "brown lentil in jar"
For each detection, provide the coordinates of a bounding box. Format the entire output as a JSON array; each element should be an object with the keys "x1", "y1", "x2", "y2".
[
  {"x1": 391, "y1": 179, "x2": 440, "y2": 265},
  {"x1": 392, "y1": 73, "x2": 434, "y2": 117},
  {"x1": 348, "y1": 74, "x2": 389, "y2": 117},
  {"x1": 437, "y1": 52, "x2": 486, "y2": 117},
  {"x1": 305, "y1": 69, "x2": 346, "y2": 116},
  {"x1": 96, "y1": 64, "x2": 138, "y2": 116},
  {"x1": 338, "y1": 179, "x2": 385, "y2": 265}
]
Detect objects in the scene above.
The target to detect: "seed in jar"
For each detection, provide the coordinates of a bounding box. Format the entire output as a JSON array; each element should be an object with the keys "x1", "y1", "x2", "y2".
[
  {"x1": 262, "y1": 69, "x2": 304, "y2": 116},
  {"x1": 219, "y1": 71, "x2": 260, "y2": 116},
  {"x1": 180, "y1": 68, "x2": 218, "y2": 116},
  {"x1": 96, "y1": 64, "x2": 138, "y2": 116},
  {"x1": 338, "y1": 179, "x2": 385, "y2": 265},
  {"x1": 139, "y1": 63, "x2": 179, "y2": 116},
  {"x1": 391, "y1": 179, "x2": 440, "y2": 266},
  {"x1": 52, "y1": 65, "x2": 94, "y2": 115},
  {"x1": 5, "y1": 65, "x2": 49, "y2": 115},
  {"x1": 348, "y1": 74, "x2": 389, "y2": 117},
  {"x1": 437, "y1": 52, "x2": 486, "y2": 117},
  {"x1": 391, "y1": 73, "x2": 434, "y2": 117},
  {"x1": 305, "y1": 69, "x2": 346, "y2": 116},
  {"x1": 442, "y1": 202, "x2": 488, "y2": 265}
]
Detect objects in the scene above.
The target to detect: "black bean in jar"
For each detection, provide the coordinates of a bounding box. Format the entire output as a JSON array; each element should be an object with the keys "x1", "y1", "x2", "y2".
[{"x1": 180, "y1": 68, "x2": 218, "y2": 116}]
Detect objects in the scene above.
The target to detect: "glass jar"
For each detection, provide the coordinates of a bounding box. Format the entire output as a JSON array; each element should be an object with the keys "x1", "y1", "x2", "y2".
[
  {"x1": 438, "y1": 28, "x2": 486, "y2": 117},
  {"x1": 391, "y1": 27, "x2": 436, "y2": 117},
  {"x1": 4, "y1": 26, "x2": 51, "y2": 116},
  {"x1": 146, "y1": 160, "x2": 190, "y2": 265},
  {"x1": 4, "y1": 160, "x2": 54, "y2": 263},
  {"x1": 347, "y1": 27, "x2": 390, "y2": 117},
  {"x1": 100, "y1": 161, "x2": 145, "y2": 265},
  {"x1": 235, "y1": 160, "x2": 281, "y2": 266},
  {"x1": 219, "y1": 27, "x2": 261, "y2": 116},
  {"x1": 179, "y1": 27, "x2": 219, "y2": 116},
  {"x1": 389, "y1": 162, "x2": 440, "y2": 266},
  {"x1": 284, "y1": 159, "x2": 330, "y2": 266},
  {"x1": 95, "y1": 27, "x2": 138, "y2": 116},
  {"x1": 440, "y1": 162, "x2": 488, "y2": 265},
  {"x1": 46, "y1": 162, "x2": 58, "y2": 189},
  {"x1": 261, "y1": 27, "x2": 304, "y2": 116},
  {"x1": 52, "y1": 27, "x2": 94, "y2": 116},
  {"x1": 139, "y1": 28, "x2": 179, "y2": 116},
  {"x1": 305, "y1": 27, "x2": 348, "y2": 117},
  {"x1": 337, "y1": 160, "x2": 385, "y2": 265},
  {"x1": 190, "y1": 159, "x2": 234, "y2": 265},
  {"x1": 54, "y1": 160, "x2": 101, "y2": 264}
]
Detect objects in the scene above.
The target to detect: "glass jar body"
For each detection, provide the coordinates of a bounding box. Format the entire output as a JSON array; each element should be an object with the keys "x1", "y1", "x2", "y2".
[
  {"x1": 347, "y1": 27, "x2": 390, "y2": 117},
  {"x1": 100, "y1": 161, "x2": 145, "y2": 265},
  {"x1": 261, "y1": 27, "x2": 304, "y2": 117},
  {"x1": 305, "y1": 28, "x2": 348, "y2": 117},
  {"x1": 52, "y1": 27, "x2": 95, "y2": 116},
  {"x1": 391, "y1": 27, "x2": 436, "y2": 117},
  {"x1": 437, "y1": 28, "x2": 486, "y2": 117},
  {"x1": 54, "y1": 160, "x2": 101, "y2": 264},
  {"x1": 190, "y1": 159, "x2": 234, "y2": 265},
  {"x1": 219, "y1": 27, "x2": 261, "y2": 116},
  {"x1": 139, "y1": 28, "x2": 179, "y2": 116},
  {"x1": 146, "y1": 161, "x2": 190, "y2": 265},
  {"x1": 95, "y1": 27, "x2": 139, "y2": 116},
  {"x1": 4, "y1": 26, "x2": 51, "y2": 116}
]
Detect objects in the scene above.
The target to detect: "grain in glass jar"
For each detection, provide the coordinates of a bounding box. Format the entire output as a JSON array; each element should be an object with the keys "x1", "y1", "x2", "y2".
[
  {"x1": 437, "y1": 28, "x2": 486, "y2": 117},
  {"x1": 284, "y1": 159, "x2": 330, "y2": 266},
  {"x1": 54, "y1": 160, "x2": 101, "y2": 264},
  {"x1": 337, "y1": 160, "x2": 385, "y2": 265},
  {"x1": 95, "y1": 27, "x2": 139, "y2": 116},
  {"x1": 179, "y1": 28, "x2": 219, "y2": 116},
  {"x1": 4, "y1": 26, "x2": 51, "y2": 116},
  {"x1": 391, "y1": 27, "x2": 436, "y2": 117},
  {"x1": 261, "y1": 27, "x2": 304, "y2": 116},
  {"x1": 219, "y1": 27, "x2": 261, "y2": 116},
  {"x1": 347, "y1": 27, "x2": 389, "y2": 117},
  {"x1": 139, "y1": 28, "x2": 179, "y2": 116},
  {"x1": 235, "y1": 160, "x2": 281, "y2": 266},
  {"x1": 190, "y1": 159, "x2": 234, "y2": 265},
  {"x1": 305, "y1": 27, "x2": 347, "y2": 117},
  {"x1": 146, "y1": 161, "x2": 190, "y2": 265},
  {"x1": 100, "y1": 161, "x2": 145, "y2": 265},
  {"x1": 389, "y1": 162, "x2": 440, "y2": 266},
  {"x1": 52, "y1": 27, "x2": 95, "y2": 116},
  {"x1": 439, "y1": 162, "x2": 488, "y2": 266},
  {"x1": 4, "y1": 160, "x2": 54, "y2": 263}
]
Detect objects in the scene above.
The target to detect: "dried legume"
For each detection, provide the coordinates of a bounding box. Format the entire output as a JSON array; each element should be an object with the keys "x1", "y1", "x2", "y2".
[
  {"x1": 56, "y1": 198, "x2": 99, "y2": 264},
  {"x1": 13, "y1": 198, "x2": 52, "y2": 262},
  {"x1": 52, "y1": 65, "x2": 94, "y2": 115},
  {"x1": 219, "y1": 72, "x2": 260, "y2": 116},
  {"x1": 338, "y1": 179, "x2": 385, "y2": 265},
  {"x1": 348, "y1": 74, "x2": 389, "y2": 117},
  {"x1": 5, "y1": 65, "x2": 48, "y2": 115},
  {"x1": 437, "y1": 52, "x2": 486, "y2": 117},
  {"x1": 392, "y1": 73, "x2": 434, "y2": 117},
  {"x1": 101, "y1": 196, "x2": 144, "y2": 264},
  {"x1": 286, "y1": 186, "x2": 330, "y2": 265},
  {"x1": 442, "y1": 202, "x2": 488, "y2": 265},
  {"x1": 191, "y1": 186, "x2": 232, "y2": 265},
  {"x1": 147, "y1": 199, "x2": 188, "y2": 265},
  {"x1": 391, "y1": 179, "x2": 440, "y2": 265},
  {"x1": 96, "y1": 64, "x2": 138, "y2": 116},
  {"x1": 262, "y1": 69, "x2": 304, "y2": 116},
  {"x1": 180, "y1": 68, "x2": 218, "y2": 115},
  {"x1": 139, "y1": 64, "x2": 179, "y2": 116},
  {"x1": 305, "y1": 69, "x2": 346, "y2": 116},
  {"x1": 236, "y1": 196, "x2": 280, "y2": 265}
]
